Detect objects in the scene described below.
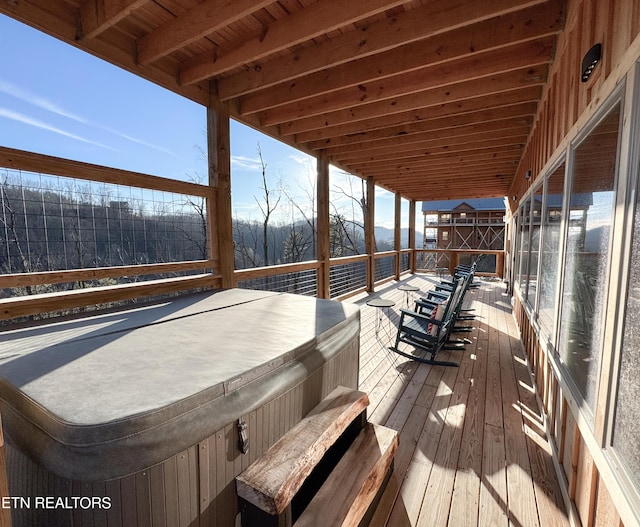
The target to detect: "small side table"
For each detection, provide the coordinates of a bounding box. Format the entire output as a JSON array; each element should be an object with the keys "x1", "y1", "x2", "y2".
[
  {"x1": 366, "y1": 298, "x2": 396, "y2": 338},
  {"x1": 398, "y1": 284, "x2": 420, "y2": 308}
]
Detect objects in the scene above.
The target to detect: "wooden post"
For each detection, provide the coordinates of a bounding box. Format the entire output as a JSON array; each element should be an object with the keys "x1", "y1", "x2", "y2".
[
  {"x1": 0, "y1": 414, "x2": 11, "y2": 527},
  {"x1": 317, "y1": 151, "x2": 330, "y2": 299},
  {"x1": 365, "y1": 177, "x2": 375, "y2": 292},
  {"x1": 394, "y1": 193, "x2": 401, "y2": 280},
  {"x1": 448, "y1": 251, "x2": 459, "y2": 276},
  {"x1": 208, "y1": 88, "x2": 234, "y2": 289},
  {"x1": 496, "y1": 251, "x2": 505, "y2": 279},
  {"x1": 409, "y1": 200, "x2": 416, "y2": 273}
]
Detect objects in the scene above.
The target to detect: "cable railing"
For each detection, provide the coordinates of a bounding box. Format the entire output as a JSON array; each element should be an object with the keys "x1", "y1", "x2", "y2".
[
  {"x1": 373, "y1": 252, "x2": 395, "y2": 283},
  {"x1": 415, "y1": 249, "x2": 505, "y2": 277},
  {"x1": 1, "y1": 148, "x2": 507, "y2": 324},
  {"x1": 235, "y1": 262, "x2": 319, "y2": 296},
  {"x1": 0, "y1": 148, "x2": 220, "y2": 321},
  {"x1": 328, "y1": 255, "x2": 368, "y2": 299}
]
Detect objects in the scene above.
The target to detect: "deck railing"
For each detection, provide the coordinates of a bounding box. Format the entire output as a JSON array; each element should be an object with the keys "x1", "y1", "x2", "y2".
[
  {"x1": 0, "y1": 148, "x2": 221, "y2": 321},
  {"x1": 0, "y1": 146, "x2": 505, "y2": 321},
  {"x1": 416, "y1": 248, "x2": 505, "y2": 277}
]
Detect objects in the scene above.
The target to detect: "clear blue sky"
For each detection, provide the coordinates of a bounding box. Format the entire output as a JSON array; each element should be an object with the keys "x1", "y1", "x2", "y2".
[{"x1": 0, "y1": 14, "x2": 411, "y2": 231}]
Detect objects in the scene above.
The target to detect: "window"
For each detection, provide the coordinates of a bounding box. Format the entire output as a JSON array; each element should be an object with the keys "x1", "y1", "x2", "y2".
[
  {"x1": 613, "y1": 175, "x2": 640, "y2": 493},
  {"x1": 526, "y1": 183, "x2": 544, "y2": 307},
  {"x1": 442, "y1": 230, "x2": 449, "y2": 241},
  {"x1": 517, "y1": 196, "x2": 532, "y2": 296},
  {"x1": 556, "y1": 103, "x2": 621, "y2": 411},
  {"x1": 537, "y1": 161, "x2": 566, "y2": 333}
]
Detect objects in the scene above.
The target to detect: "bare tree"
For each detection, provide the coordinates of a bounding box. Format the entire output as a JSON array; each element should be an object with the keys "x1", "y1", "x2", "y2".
[
  {"x1": 329, "y1": 173, "x2": 368, "y2": 256},
  {"x1": 254, "y1": 143, "x2": 281, "y2": 266}
]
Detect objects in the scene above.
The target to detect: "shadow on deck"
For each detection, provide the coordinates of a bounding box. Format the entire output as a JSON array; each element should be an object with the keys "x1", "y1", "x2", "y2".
[{"x1": 346, "y1": 275, "x2": 569, "y2": 527}]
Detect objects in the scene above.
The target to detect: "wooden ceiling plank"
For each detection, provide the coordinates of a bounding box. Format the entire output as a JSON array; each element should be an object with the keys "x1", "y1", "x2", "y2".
[
  {"x1": 239, "y1": 2, "x2": 563, "y2": 114},
  {"x1": 136, "y1": 0, "x2": 274, "y2": 65},
  {"x1": 339, "y1": 136, "x2": 529, "y2": 165},
  {"x1": 307, "y1": 102, "x2": 537, "y2": 150},
  {"x1": 333, "y1": 128, "x2": 531, "y2": 162},
  {"x1": 349, "y1": 159, "x2": 518, "y2": 179},
  {"x1": 354, "y1": 155, "x2": 522, "y2": 172},
  {"x1": 323, "y1": 119, "x2": 533, "y2": 157},
  {"x1": 293, "y1": 85, "x2": 541, "y2": 142},
  {"x1": 0, "y1": 0, "x2": 209, "y2": 105},
  {"x1": 259, "y1": 36, "x2": 554, "y2": 125},
  {"x1": 217, "y1": 0, "x2": 556, "y2": 99},
  {"x1": 179, "y1": 0, "x2": 409, "y2": 84},
  {"x1": 79, "y1": 0, "x2": 149, "y2": 40},
  {"x1": 283, "y1": 66, "x2": 546, "y2": 136}
]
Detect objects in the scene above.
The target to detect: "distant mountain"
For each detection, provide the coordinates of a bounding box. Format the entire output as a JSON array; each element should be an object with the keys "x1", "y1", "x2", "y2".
[{"x1": 374, "y1": 226, "x2": 411, "y2": 249}]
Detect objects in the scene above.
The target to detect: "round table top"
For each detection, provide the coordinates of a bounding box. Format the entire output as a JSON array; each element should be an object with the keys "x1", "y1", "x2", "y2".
[
  {"x1": 366, "y1": 298, "x2": 396, "y2": 308},
  {"x1": 398, "y1": 284, "x2": 420, "y2": 292}
]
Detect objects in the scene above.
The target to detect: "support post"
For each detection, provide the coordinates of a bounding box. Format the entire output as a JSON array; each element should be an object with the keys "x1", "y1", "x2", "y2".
[
  {"x1": 365, "y1": 177, "x2": 375, "y2": 292},
  {"x1": 208, "y1": 89, "x2": 234, "y2": 288},
  {"x1": 409, "y1": 200, "x2": 416, "y2": 273},
  {"x1": 317, "y1": 151, "x2": 330, "y2": 299},
  {"x1": 394, "y1": 193, "x2": 401, "y2": 280},
  {"x1": 0, "y1": 414, "x2": 10, "y2": 527}
]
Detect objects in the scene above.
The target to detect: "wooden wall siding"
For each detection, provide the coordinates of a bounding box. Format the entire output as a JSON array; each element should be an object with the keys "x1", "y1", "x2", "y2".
[
  {"x1": 509, "y1": 0, "x2": 640, "y2": 206},
  {"x1": 4, "y1": 340, "x2": 359, "y2": 527},
  {"x1": 514, "y1": 293, "x2": 634, "y2": 527},
  {"x1": 509, "y1": 2, "x2": 640, "y2": 526}
]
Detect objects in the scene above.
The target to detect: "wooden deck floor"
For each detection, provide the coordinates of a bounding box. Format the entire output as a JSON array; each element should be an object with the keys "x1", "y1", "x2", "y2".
[{"x1": 346, "y1": 275, "x2": 570, "y2": 527}]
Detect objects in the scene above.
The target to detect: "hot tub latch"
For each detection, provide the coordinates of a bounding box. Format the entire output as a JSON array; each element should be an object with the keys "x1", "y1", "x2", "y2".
[{"x1": 238, "y1": 419, "x2": 249, "y2": 454}]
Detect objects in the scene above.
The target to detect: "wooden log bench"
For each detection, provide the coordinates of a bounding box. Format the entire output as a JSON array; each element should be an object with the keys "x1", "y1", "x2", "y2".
[{"x1": 236, "y1": 386, "x2": 398, "y2": 527}]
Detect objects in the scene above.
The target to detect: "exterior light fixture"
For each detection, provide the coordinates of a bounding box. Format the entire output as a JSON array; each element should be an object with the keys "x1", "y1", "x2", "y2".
[
  {"x1": 525, "y1": 170, "x2": 532, "y2": 180},
  {"x1": 581, "y1": 43, "x2": 602, "y2": 82}
]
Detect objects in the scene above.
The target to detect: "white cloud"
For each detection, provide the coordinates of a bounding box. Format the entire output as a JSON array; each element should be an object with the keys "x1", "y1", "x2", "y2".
[
  {"x1": 0, "y1": 107, "x2": 119, "y2": 151},
  {"x1": 231, "y1": 155, "x2": 262, "y2": 171},
  {"x1": 0, "y1": 79, "x2": 177, "y2": 157}
]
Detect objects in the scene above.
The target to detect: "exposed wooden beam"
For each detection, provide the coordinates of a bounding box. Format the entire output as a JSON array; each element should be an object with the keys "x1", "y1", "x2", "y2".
[
  {"x1": 136, "y1": 0, "x2": 273, "y2": 65},
  {"x1": 239, "y1": 2, "x2": 563, "y2": 115},
  {"x1": 323, "y1": 119, "x2": 532, "y2": 158},
  {"x1": 217, "y1": 0, "x2": 556, "y2": 99},
  {"x1": 365, "y1": 177, "x2": 375, "y2": 292},
  {"x1": 344, "y1": 138, "x2": 527, "y2": 168},
  {"x1": 317, "y1": 150, "x2": 330, "y2": 299},
  {"x1": 409, "y1": 200, "x2": 416, "y2": 271},
  {"x1": 259, "y1": 37, "x2": 554, "y2": 126},
  {"x1": 308, "y1": 103, "x2": 537, "y2": 151},
  {"x1": 394, "y1": 193, "x2": 401, "y2": 279},
  {"x1": 373, "y1": 165, "x2": 517, "y2": 180},
  {"x1": 358, "y1": 153, "x2": 521, "y2": 175},
  {"x1": 291, "y1": 86, "x2": 541, "y2": 142},
  {"x1": 208, "y1": 93, "x2": 233, "y2": 288},
  {"x1": 79, "y1": 0, "x2": 148, "y2": 40},
  {"x1": 282, "y1": 65, "x2": 546, "y2": 138},
  {"x1": 0, "y1": 0, "x2": 209, "y2": 105},
  {"x1": 333, "y1": 129, "x2": 531, "y2": 163},
  {"x1": 179, "y1": 0, "x2": 409, "y2": 85}
]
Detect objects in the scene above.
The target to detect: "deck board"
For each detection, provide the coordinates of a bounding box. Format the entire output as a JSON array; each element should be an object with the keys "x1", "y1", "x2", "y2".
[{"x1": 349, "y1": 275, "x2": 570, "y2": 527}]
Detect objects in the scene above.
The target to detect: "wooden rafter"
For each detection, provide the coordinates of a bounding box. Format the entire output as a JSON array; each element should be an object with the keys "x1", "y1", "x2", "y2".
[
  {"x1": 238, "y1": 2, "x2": 563, "y2": 116},
  {"x1": 217, "y1": 0, "x2": 557, "y2": 99},
  {"x1": 178, "y1": 0, "x2": 410, "y2": 85},
  {"x1": 79, "y1": 0, "x2": 148, "y2": 40},
  {"x1": 0, "y1": 0, "x2": 568, "y2": 201},
  {"x1": 136, "y1": 0, "x2": 274, "y2": 65}
]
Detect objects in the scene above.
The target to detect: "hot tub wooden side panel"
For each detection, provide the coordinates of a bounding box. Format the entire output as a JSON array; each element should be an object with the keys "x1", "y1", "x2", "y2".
[{"x1": 6, "y1": 337, "x2": 359, "y2": 527}]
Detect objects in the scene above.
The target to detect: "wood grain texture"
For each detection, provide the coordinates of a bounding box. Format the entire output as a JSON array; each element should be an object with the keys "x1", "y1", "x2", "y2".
[
  {"x1": 236, "y1": 386, "x2": 369, "y2": 515},
  {"x1": 294, "y1": 423, "x2": 398, "y2": 527}
]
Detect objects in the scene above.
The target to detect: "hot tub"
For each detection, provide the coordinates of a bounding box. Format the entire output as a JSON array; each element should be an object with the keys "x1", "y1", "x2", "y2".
[{"x1": 0, "y1": 288, "x2": 361, "y2": 526}]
